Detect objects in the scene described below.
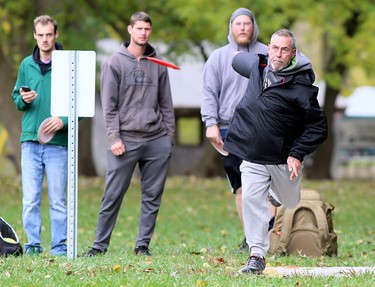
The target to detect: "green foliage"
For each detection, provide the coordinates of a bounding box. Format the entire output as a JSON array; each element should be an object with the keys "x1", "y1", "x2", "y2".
[
  {"x1": 1, "y1": 0, "x2": 375, "y2": 179},
  {"x1": 2, "y1": 0, "x2": 375, "y2": 92},
  {"x1": 0, "y1": 176, "x2": 374, "y2": 286},
  {"x1": 0, "y1": 0, "x2": 107, "y2": 70},
  {"x1": 75, "y1": 0, "x2": 375, "y2": 90}
]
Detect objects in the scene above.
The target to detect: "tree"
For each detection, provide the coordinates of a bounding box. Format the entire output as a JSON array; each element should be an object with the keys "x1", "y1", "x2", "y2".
[
  {"x1": 2, "y1": 0, "x2": 375, "y2": 178},
  {"x1": 79, "y1": 0, "x2": 375, "y2": 178}
]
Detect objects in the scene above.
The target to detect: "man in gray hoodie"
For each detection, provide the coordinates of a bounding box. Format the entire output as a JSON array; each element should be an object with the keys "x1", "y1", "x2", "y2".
[
  {"x1": 225, "y1": 29, "x2": 327, "y2": 275},
  {"x1": 201, "y1": 8, "x2": 275, "y2": 250},
  {"x1": 84, "y1": 11, "x2": 175, "y2": 257}
]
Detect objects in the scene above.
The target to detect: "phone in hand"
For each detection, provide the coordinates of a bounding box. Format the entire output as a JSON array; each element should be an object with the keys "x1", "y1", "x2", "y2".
[{"x1": 21, "y1": 86, "x2": 31, "y2": 92}]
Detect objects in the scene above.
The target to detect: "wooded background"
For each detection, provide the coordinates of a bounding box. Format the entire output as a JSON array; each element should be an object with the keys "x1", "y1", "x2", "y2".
[{"x1": 1, "y1": 0, "x2": 374, "y2": 178}]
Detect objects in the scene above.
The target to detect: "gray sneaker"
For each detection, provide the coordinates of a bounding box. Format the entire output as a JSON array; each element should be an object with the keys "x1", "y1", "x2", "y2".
[{"x1": 240, "y1": 255, "x2": 266, "y2": 275}]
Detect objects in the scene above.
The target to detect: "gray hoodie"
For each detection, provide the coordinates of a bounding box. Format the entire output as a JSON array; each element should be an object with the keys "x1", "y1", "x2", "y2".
[
  {"x1": 201, "y1": 8, "x2": 267, "y2": 129},
  {"x1": 100, "y1": 43, "x2": 175, "y2": 145}
]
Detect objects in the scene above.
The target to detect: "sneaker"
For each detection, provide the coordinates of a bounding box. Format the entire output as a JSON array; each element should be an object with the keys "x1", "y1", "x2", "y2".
[
  {"x1": 268, "y1": 195, "x2": 281, "y2": 207},
  {"x1": 238, "y1": 236, "x2": 248, "y2": 252},
  {"x1": 134, "y1": 246, "x2": 151, "y2": 256},
  {"x1": 26, "y1": 246, "x2": 43, "y2": 256},
  {"x1": 240, "y1": 255, "x2": 266, "y2": 275},
  {"x1": 82, "y1": 247, "x2": 107, "y2": 257}
]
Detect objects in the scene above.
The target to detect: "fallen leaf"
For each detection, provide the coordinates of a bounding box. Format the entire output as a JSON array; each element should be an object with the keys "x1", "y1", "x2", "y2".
[
  {"x1": 213, "y1": 257, "x2": 225, "y2": 266},
  {"x1": 197, "y1": 279, "x2": 208, "y2": 286},
  {"x1": 144, "y1": 267, "x2": 154, "y2": 273}
]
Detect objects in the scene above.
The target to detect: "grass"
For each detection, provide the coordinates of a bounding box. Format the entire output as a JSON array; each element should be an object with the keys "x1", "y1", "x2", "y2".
[{"x1": 0, "y1": 175, "x2": 374, "y2": 286}]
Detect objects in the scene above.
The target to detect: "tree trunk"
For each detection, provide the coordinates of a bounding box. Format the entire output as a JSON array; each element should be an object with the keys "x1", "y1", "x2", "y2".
[
  {"x1": 78, "y1": 118, "x2": 97, "y2": 176},
  {"x1": 303, "y1": 85, "x2": 338, "y2": 179},
  {"x1": 0, "y1": 57, "x2": 22, "y2": 173}
]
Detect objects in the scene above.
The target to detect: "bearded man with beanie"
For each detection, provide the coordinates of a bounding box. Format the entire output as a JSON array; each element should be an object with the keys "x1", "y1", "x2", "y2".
[{"x1": 201, "y1": 8, "x2": 278, "y2": 251}]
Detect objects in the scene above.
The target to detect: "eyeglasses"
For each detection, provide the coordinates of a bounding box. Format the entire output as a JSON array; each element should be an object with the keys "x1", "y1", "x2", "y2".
[{"x1": 269, "y1": 45, "x2": 292, "y2": 54}]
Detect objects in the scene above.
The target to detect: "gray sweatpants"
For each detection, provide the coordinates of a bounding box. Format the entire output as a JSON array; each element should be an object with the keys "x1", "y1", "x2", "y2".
[
  {"x1": 93, "y1": 135, "x2": 172, "y2": 250},
  {"x1": 240, "y1": 161, "x2": 302, "y2": 257}
]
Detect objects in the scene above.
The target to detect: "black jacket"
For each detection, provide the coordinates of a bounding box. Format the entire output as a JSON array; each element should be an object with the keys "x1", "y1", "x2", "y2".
[{"x1": 224, "y1": 52, "x2": 327, "y2": 164}]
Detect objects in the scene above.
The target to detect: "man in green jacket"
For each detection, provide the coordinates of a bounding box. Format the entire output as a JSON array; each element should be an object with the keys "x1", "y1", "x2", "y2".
[{"x1": 12, "y1": 15, "x2": 68, "y2": 256}]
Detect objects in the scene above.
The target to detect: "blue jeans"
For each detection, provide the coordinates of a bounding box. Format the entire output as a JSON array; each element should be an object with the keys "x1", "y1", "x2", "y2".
[{"x1": 21, "y1": 141, "x2": 68, "y2": 255}]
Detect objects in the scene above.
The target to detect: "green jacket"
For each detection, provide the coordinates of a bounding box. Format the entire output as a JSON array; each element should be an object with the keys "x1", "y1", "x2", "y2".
[{"x1": 12, "y1": 44, "x2": 68, "y2": 146}]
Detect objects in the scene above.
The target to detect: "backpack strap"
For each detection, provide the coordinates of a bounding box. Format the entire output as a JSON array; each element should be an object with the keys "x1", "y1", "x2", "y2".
[{"x1": 276, "y1": 208, "x2": 294, "y2": 254}]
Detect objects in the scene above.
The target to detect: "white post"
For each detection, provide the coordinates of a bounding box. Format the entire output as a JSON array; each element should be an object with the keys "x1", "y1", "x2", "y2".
[
  {"x1": 51, "y1": 50, "x2": 96, "y2": 260},
  {"x1": 67, "y1": 51, "x2": 79, "y2": 259}
]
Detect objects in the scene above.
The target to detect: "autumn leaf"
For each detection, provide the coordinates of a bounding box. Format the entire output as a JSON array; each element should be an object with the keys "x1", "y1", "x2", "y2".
[
  {"x1": 143, "y1": 267, "x2": 154, "y2": 273},
  {"x1": 197, "y1": 279, "x2": 208, "y2": 286}
]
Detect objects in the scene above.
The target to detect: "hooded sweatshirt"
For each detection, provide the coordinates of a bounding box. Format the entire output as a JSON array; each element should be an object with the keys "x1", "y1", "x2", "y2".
[
  {"x1": 224, "y1": 51, "x2": 327, "y2": 164},
  {"x1": 100, "y1": 42, "x2": 175, "y2": 145},
  {"x1": 201, "y1": 8, "x2": 267, "y2": 129}
]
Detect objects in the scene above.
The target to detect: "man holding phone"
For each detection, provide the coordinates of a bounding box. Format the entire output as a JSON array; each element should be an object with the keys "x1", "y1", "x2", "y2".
[{"x1": 11, "y1": 15, "x2": 69, "y2": 256}]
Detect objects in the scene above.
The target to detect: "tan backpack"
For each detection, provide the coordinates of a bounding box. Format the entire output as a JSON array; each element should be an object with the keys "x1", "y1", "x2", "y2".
[{"x1": 269, "y1": 189, "x2": 337, "y2": 257}]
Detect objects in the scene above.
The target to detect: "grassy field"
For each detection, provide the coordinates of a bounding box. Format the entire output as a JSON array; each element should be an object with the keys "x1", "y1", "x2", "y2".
[{"x1": 0, "y1": 175, "x2": 374, "y2": 286}]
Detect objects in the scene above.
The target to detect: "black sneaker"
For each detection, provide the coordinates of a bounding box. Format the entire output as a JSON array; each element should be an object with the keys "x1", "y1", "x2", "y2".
[
  {"x1": 134, "y1": 246, "x2": 151, "y2": 256},
  {"x1": 268, "y1": 195, "x2": 281, "y2": 207},
  {"x1": 268, "y1": 216, "x2": 275, "y2": 231},
  {"x1": 240, "y1": 255, "x2": 266, "y2": 275},
  {"x1": 82, "y1": 247, "x2": 107, "y2": 257},
  {"x1": 238, "y1": 236, "x2": 248, "y2": 252}
]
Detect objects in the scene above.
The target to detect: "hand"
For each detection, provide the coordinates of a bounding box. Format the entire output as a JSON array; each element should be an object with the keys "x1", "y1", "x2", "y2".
[
  {"x1": 20, "y1": 88, "x2": 37, "y2": 104},
  {"x1": 206, "y1": 125, "x2": 223, "y2": 146},
  {"x1": 42, "y1": 116, "x2": 64, "y2": 134},
  {"x1": 287, "y1": 156, "x2": 301, "y2": 180},
  {"x1": 111, "y1": 141, "x2": 125, "y2": 156}
]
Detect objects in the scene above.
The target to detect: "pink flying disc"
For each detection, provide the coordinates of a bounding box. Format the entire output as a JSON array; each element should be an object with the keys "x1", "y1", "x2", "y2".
[
  {"x1": 210, "y1": 141, "x2": 229, "y2": 156},
  {"x1": 146, "y1": 57, "x2": 181, "y2": 70},
  {"x1": 37, "y1": 117, "x2": 55, "y2": 144}
]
